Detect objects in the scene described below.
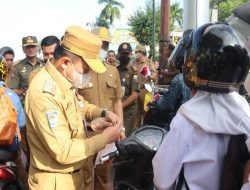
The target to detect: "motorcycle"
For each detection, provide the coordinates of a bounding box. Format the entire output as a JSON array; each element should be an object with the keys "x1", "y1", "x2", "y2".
[
  {"x1": 100, "y1": 125, "x2": 167, "y2": 190},
  {"x1": 0, "y1": 150, "x2": 25, "y2": 190}
]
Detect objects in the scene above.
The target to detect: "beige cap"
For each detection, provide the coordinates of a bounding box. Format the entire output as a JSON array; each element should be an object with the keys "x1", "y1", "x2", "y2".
[
  {"x1": 61, "y1": 25, "x2": 106, "y2": 73},
  {"x1": 92, "y1": 26, "x2": 112, "y2": 43},
  {"x1": 135, "y1": 44, "x2": 146, "y2": 53}
]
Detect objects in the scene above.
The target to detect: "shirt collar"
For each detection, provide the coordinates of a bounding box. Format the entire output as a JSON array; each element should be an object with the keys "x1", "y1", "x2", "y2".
[
  {"x1": 45, "y1": 61, "x2": 72, "y2": 94},
  {"x1": 23, "y1": 57, "x2": 44, "y2": 66}
]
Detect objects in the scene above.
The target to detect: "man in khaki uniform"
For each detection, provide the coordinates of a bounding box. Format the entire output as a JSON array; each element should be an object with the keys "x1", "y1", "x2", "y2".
[
  {"x1": 6, "y1": 36, "x2": 44, "y2": 103},
  {"x1": 132, "y1": 44, "x2": 157, "y2": 128},
  {"x1": 117, "y1": 42, "x2": 141, "y2": 136},
  {"x1": 25, "y1": 25, "x2": 123, "y2": 190},
  {"x1": 79, "y1": 26, "x2": 124, "y2": 190}
]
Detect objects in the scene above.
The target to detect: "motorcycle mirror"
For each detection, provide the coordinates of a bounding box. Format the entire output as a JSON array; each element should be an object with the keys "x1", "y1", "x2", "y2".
[{"x1": 144, "y1": 84, "x2": 153, "y2": 92}]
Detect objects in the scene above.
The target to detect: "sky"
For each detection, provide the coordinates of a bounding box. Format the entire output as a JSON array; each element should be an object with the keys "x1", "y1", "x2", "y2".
[{"x1": 1, "y1": 0, "x2": 180, "y2": 60}]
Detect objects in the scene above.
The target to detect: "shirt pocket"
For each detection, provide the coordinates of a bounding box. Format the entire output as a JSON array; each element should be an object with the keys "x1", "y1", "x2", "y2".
[
  {"x1": 106, "y1": 79, "x2": 117, "y2": 89},
  {"x1": 105, "y1": 79, "x2": 117, "y2": 100}
]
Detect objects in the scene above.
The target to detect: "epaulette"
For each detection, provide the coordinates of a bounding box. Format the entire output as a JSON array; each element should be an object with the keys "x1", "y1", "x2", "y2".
[{"x1": 43, "y1": 79, "x2": 56, "y2": 96}]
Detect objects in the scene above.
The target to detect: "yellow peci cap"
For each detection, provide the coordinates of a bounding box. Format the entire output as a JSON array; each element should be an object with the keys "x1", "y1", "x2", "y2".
[
  {"x1": 61, "y1": 25, "x2": 106, "y2": 73},
  {"x1": 92, "y1": 26, "x2": 112, "y2": 43}
]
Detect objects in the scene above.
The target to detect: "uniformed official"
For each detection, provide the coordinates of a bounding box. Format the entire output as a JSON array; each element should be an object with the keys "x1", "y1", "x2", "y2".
[
  {"x1": 80, "y1": 26, "x2": 124, "y2": 190},
  {"x1": 6, "y1": 36, "x2": 44, "y2": 103},
  {"x1": 79, "y1": 62, "x2": 124, "y2": 190},
  {"x1": 25, "y1": 25, "x2": 123, "y2": 190},
  {"x1": 132, "y1": 44, "x2": 157, "y2": 128},
  {"x1": 117, "y1": 42, "x2": 141, "y2": 136}
]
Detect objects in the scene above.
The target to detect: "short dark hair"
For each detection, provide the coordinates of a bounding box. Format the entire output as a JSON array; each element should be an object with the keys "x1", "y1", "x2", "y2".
[
  {"x1": 41, "y1": 35, "x2": 60, "y2": 47},
  {"x1": 108, "y1": 50, "x2": 115, "y2": 54},
  {"x1": 0, "y1": 47, "x2": 14, "y2": 57},
  {"x1": 168, "y1": 44, "x2": 175, "y2": 52},
  {"x1": 53, "y1": 45, "x2": 81, "y2": 62}
]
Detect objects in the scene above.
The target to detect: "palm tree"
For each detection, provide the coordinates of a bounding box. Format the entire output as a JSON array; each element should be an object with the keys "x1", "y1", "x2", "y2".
[
  {"x1": 97, "y1": 0, "x2": 124, "y2": 27},
  {"x1": 170, "y1": 2, "x2": 183, "y2": 31}
]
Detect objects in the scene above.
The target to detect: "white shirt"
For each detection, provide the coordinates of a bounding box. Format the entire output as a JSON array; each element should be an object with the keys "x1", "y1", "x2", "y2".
[
  {"x1": 153, "y1": 113, "x2": 229, "y2": 190},
  {"x1": 153, "y1": 90, "x2": 250, "y2": 190}
]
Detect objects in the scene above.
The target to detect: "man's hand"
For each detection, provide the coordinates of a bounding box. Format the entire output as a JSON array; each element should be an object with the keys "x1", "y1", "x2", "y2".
[
  {"x1": 90, "y1": 118, "x2": 113, "y2": 132},
  {"x1": 102, "y1": 123, "x2": 123, "y2": 144},
  {"x1": 105, "y1": 111, "x2": 122, "y2": 127}
]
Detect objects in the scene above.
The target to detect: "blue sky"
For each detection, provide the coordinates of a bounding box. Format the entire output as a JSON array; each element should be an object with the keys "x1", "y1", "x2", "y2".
[{"x1": 1, "y1": 0, "x2": 180, "y2": 59}]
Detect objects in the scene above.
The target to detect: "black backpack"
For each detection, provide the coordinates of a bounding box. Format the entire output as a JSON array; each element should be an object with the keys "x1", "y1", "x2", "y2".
[{"x1": 221, "y1": 134, "x2": 250, "y2": 190}]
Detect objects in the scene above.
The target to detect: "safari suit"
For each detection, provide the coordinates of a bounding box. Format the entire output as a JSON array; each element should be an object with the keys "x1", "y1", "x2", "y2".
[
  {"x1": 133, "y1": 58, "x2": 156, "y2": 128},
  {"x1": 117, "y1": 62, "x2": 140, "y2": 136},
  {"x1": 79, "y1": 62, "x2": 122, "y2": 190},
  {"x1": 25, "y1": 61, "x2": 106, "y2": 190}
]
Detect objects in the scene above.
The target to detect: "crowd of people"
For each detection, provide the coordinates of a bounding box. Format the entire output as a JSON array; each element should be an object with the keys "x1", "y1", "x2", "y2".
[
  {"x1": 0, "y1": 1, "x2": 250, "y2": 190},
  {"x1": 0, "y1": 24, "x2": 174, "y2": 190}
]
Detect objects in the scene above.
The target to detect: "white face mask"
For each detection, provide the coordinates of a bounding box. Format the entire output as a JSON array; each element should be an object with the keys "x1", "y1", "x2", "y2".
[
  {"x1": 99, "y1": 49, "x2": 108, "y2": 61},
  {"x1": 68, "y1": 62, "x2": 91, "y2": 89},
  {"x1": 131, "y1": 53, "x2": 139, "y2": 62}
]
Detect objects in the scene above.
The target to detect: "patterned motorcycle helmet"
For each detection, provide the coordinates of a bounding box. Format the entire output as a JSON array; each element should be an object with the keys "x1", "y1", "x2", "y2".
[{"x1": 183, "y1": 22, "x2": 250, "y2": 93}]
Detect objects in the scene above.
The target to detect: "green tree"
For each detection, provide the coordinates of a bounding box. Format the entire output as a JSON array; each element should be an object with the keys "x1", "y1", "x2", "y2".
[
  {"x1": 97, "y1": 0, "x2": 124, "y2": 28},
  {"x1": 128, "y1": 1, "x2": 182, "y2": 57},
  {"x1": 210, "y1": 0, "x2": 248, "y2": 21},
  {"x1": 170, "y1": 2, "x2": 183, "y2": 31},
  {"x1": 128, "y1": 1, "x2": 160, "y2": 57}
]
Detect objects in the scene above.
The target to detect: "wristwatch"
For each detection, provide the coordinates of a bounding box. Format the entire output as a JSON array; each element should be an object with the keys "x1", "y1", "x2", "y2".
[{"x1": 101, "y1": 109, "x2": 107, "y2": 117}]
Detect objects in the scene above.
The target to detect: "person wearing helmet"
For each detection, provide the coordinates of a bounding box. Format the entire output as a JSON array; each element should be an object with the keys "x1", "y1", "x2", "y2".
[
  {"x1": 152, "y1": 22, "x2": 250, "y2": 190},
  {"x1": 148, "y1": 30, "x2": 193, "y2": 131},
  {"x1": 0, "y1": 55, "x2": 28, "y2": 189}
]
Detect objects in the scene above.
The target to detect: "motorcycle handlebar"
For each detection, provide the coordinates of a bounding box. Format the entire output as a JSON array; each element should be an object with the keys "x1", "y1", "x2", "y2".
[{"x1": 99, "y1": 150, "x2": 119, "y2": 164}]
